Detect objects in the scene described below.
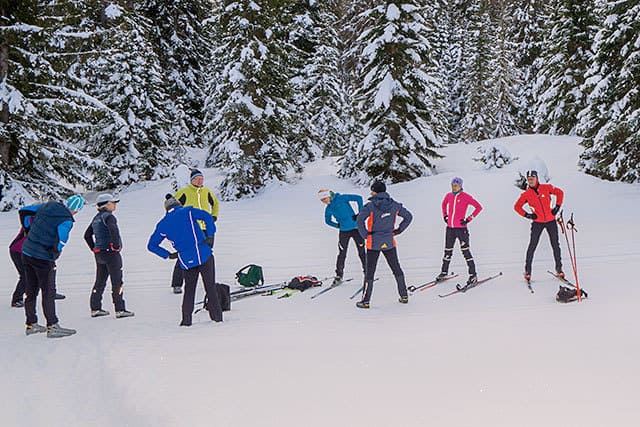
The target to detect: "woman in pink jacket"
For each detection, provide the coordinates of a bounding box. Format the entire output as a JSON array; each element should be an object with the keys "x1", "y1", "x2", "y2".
[{"x1": 438, "y1": 177, "x2": 483, "y2": 286}]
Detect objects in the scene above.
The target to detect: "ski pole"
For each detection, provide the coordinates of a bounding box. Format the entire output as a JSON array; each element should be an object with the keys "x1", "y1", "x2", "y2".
[{"x1": 566, "y1": 213, "x2": 581, "y2": 301}]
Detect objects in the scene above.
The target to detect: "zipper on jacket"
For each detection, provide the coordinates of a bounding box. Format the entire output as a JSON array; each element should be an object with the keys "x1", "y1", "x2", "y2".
[{"x1": 451, "y1": 193, "x2": 459, "y2": 227}]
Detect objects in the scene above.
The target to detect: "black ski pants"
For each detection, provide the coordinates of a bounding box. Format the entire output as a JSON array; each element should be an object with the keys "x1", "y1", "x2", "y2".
[
  {"x1": 10, "y1": 250, "x2": 26, "y2": 304},
  {"x1": 90, "y1": 251, "x2": 126, "y2": 311},
  {"x1": 361, "y1": 247, "x2": 407, "y2": 303},
  {"x1": 23, "y1": 254, "x2": 59, "y2": 326},
  {"x1": 336, "y1": 229, "x2": 366, "y2": 277},
  {"x1": 525, "y1": 220, "x2": 562, "y2": 274},
  {"x1": 182, "y1": 256, "x2": 222, "y2": 325},
  {"x1": 440, "y1": 227, "x2": 476, "y2": 275},
  {"x1": 171, "y1": 259, "x2": 183, "y2": 288}
]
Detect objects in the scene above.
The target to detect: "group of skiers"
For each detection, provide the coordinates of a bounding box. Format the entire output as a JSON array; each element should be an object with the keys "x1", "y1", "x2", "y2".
[
  {"x1": 320, "y1": 170, "x2": 565, "y2": 308},
  {"x1": 8, "y1": 167, "x2": 565, "y2": 336},
  {"x1": 8, "y1": 168, "x2": 222, "y2": 337}
]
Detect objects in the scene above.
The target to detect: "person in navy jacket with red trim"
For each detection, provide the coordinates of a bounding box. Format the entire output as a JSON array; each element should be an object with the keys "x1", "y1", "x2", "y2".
[
  {"x1": 148, "y1": 194, "x2": 222, "y2": 326},
  {"x1": 514, "y1": 170, "x2": 565, "y2": 281}
]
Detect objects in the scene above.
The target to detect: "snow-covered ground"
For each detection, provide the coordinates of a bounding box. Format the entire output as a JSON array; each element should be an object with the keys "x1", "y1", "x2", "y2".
[{"x1": 1, "y1": 135, "x2": 639, "y2": 427}]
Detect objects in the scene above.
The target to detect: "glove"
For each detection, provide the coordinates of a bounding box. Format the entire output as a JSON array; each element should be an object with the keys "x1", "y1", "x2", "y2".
[
  {"x1": 168, "y1": 252, "x2": 179, "y2": 259},
  {"x1": 551, "y1": 205, "x2": 561, "y2": 216},
  {"x1": 393, "y1": 228, "x2": 401, "y2": 235},
  {"x1": 525, "y1": 213, "x2": 537, "y2": 220},
  {"x1": 213, "y1": 216, "x2": 217, "y2": 222},
  {"x1": 48, "y1": 248, "x2": 60, "y2": 260},
  {"x1": 109, "y1": 243, "x2": 121, "y2": 252},
  {"x1": 352, "y1": 214, "x2": 358, "y2": 221},
  {"x1": 443, "y1": 215, "x2": 448, "y2": 224},
  {"x1": 460, "y1": 216, "x2": 472, "y2": 225},
  {"x1": 203, "y1": 236, "x2": 215, "y2": 247}
]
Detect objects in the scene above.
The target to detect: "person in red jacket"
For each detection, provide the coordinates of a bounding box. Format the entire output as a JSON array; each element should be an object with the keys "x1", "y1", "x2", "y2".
[{"x1": 514, "y1": 170, "x2": 564, "y2": 282}]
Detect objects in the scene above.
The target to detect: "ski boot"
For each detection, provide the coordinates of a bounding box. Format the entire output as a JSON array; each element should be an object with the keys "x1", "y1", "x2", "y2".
[
  {"x1": 91, "y1": 309, "x2": 110, "y2": 318},
  {"x1": 356, "y1": 300, "x2": 370, "y2": 309},
  {"x1": 47, "y1": 323, "x2": 77, "y2": 338},
  {"x1": 556, "y1": 269, "x2": 565, "y2": 279},
  {"x1": 435, "y1": 272, "x2": 448, "y2": 282},
  {"x1": 172, "y1": 287, "x2": 182, "y2": 294},
  {"x1": 398, "y1": 296, "x2": 408, "y2": 304},
  {"x1": 115, "y1": 310, "x2": 135, "y2": 319},
  {"x1": 524, "y1": 272, "x2": 532, "y2": 283},
  {"x1": 332, "y1": 276, "x2": 343, "y2": 286},
  {"x1": 467, "y1": 274, "x2": 478, "y2": 286},
  {"x1": 25, "y1": 323, "x2": 47, "y2": 336}
]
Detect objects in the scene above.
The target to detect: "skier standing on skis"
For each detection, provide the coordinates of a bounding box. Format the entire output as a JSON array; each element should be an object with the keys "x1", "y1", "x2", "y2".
[
  {"x1": 514, "y1": 170, "x2": 564, "y2": 282},
  {"x1": 318, "y1": 189, "x2": 366, "y2": 285},
  {"x1": 355, "y1": 181, "x2": 412, "y2": 308},
  {"x1": 21, "y1": 195, "x2": 85, "y2": 338},
  {"x1": 83, "y1": 193, "x2": 134, "y2": 319},
  {"x1": 438, "y1": 177, "x2": 483, "y2": 286},
  {"x1": 148, "y1": 194, "x2": 222, "y2": 326},
  {"x1": 169, "y1": 168, "x2": 220, "y2": 294}
]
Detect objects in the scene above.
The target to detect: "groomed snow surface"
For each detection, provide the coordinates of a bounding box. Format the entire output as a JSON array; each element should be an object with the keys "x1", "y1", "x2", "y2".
[{"x1": 1, "y1": 135, "x2": 638, "y2": 427}]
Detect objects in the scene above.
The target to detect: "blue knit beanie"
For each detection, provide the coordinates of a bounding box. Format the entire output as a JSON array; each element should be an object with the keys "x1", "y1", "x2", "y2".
[{"x1": 65, "y1": 194, "x2": 85, "y2": 211}]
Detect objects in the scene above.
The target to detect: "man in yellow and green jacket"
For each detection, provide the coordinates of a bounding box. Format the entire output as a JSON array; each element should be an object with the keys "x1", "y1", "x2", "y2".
[{"x1": 170, "y1": 168, "x2": 220, "y2": 293}]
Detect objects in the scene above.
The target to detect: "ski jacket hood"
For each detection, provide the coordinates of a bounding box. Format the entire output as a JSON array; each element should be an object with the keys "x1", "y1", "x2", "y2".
[{"x1": 357, "y1": 192, "x2": 412, "y2": 251}]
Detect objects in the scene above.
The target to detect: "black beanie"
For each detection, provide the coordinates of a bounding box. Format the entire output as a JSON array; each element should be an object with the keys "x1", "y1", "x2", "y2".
[
  {"x1": 190, "y1": 168, "x2": 203, "y2": 180},
  {"x1": 371, "y1": 180, "x2": 386, "y2": 193}
]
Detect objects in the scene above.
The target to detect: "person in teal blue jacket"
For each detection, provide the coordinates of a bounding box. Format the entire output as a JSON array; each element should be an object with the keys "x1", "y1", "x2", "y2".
[{"x1": 319, "y1": 189, "x2": 366, "y2": 285}]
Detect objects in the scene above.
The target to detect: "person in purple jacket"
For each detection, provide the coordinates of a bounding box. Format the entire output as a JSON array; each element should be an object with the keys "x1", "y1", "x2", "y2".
[{"x1": 438, "y1": 177, "x2": 483, "y2": 286}]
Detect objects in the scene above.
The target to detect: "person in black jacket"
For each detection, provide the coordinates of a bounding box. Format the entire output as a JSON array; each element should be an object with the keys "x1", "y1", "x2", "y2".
[
  {"x1": 84, "y1": 193, "x2": 134, "y2": 319},
  {"x1": 355, "y1": 181, "x2": 413, "y2": 308}
]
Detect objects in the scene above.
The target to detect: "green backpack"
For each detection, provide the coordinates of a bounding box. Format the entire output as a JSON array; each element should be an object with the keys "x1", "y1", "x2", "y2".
[{"x1": 235, "y1": 264, "x2": 264, "y2": 287}]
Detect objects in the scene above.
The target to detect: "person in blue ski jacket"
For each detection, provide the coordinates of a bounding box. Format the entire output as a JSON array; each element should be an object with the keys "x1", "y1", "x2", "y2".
[
  {"x1": 21, "y1": 195, "x2": 85, "y2": 337},
  {"x1": 319, "y1": 189, "x2": 366, "y2": 285},
  {"x1": 147, "y1": 194, "x2": 222, "y2": 326},
  {"x1": 355, "y1": 181, "x2": 413, "y2": 308}
]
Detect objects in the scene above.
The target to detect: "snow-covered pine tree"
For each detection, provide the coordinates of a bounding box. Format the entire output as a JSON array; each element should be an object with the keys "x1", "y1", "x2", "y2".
[
  {"x1": 0, "y1": 0, "x2": 99, "y2": 209},
  {"x1": 136, "y1": 0, "x2": 215, "y2": 151},
  {"x1": 458, "y1": 0, "x2": 496, "y2": 143},
  {"x1": 300, "y1": 0, "x2": 352, "y2": 156},
  {"x1": 277, "y1": 0, "x2": 322, "y2": 162},
  {"x1": 508, "y1": 0, "x2": 549, "y2": 133},
  {"x1": 203, "y1": 0, "x2": 301, "y2": 199},
  {"x1": 578, "y1": 0, "x2": 640, "y2": 182},
  {"x1": 339, "y1": 1, "x2": 447, "y2": 184},
  {"x1": 79, "y1": 2, "x2": 176, "y2": 188},
  {"x1": 533, "y1": 0, "x2": 597, "y2": 135},
  {"x1": 486, "y1": 0, "x2": 521, "y2": 138}
]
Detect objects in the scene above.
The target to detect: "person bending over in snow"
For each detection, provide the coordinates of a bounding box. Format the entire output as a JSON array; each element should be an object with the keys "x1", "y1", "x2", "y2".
[
  {"x1": 148, "y1": 194, "x2": 222, "y2": 326},
  {"x1": 438, "y1": 177, "x2": 483, "y2": 286},
  {"x1": 318, "y1": 189, "x2": 366, "y2": 285},
  {"x1": 355, "y1": 181, "x2": 412, "y2": 309},
  {"x1": 514, "y1": 170, "x2": 564, "y2": 282},
  {"x1": 169, "y1": 168, "x2": 220, "y2": 294},
  {"x1": 21, "y1": 195, "x2": 85, "y2": 338},
  {"x1": 84, "y1": 193, "x2": 134, "y2": 319}
]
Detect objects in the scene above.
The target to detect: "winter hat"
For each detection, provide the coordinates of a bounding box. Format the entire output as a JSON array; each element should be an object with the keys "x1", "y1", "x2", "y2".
[
  {"x1": 318, "y1": 189, "x2": 332, "y2": 200},
  {"x1": 526, "y1": 170, "x2": 538, "y2": 178},
  {"x1": 451, "y1": 177, "x2": 463, "y2": 187},
  {"x1": 65, "y1": 194, "x2": 85, "y2": 212},
  {"x1": 190, "y1": 168, "x2": 203, "y2": 180},
  {"x1": 370, "y1": 180, "x2": 386, "y2": 193},
  {"x1": 95, "y1": 193, "x2": 120, "y2": 207},
  {"x1": 164, "y1": 193, "x2": 181, "y2": 211}
]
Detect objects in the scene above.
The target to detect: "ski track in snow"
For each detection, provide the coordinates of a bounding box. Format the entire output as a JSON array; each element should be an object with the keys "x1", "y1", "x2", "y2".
[{"x1": 0, "y1": 135, "x2": 639, "y2": 427}]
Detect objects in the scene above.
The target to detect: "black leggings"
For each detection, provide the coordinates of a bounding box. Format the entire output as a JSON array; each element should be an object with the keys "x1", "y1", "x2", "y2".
[
  {"x1": 361, "y1": 247, "x2": 407, "y2": 302},
  {"x1": 182, "y1": 256, "x2": 222, "y2": 324},
  {"x1": 440, "y1": 227, "x2": 476, "y2": 275},
  {"x1": 90, "y1": 251, "x2": 126, "y2": 311},
  {"x1": 525, "y1": 220, "x2": 562, "y2": 274},
  {"x1": 23, "y1": 255, "x2": 58, "y2": 326},
  {"x1": 336, "y1": 229, "x2": 366, "y2": 277}
]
